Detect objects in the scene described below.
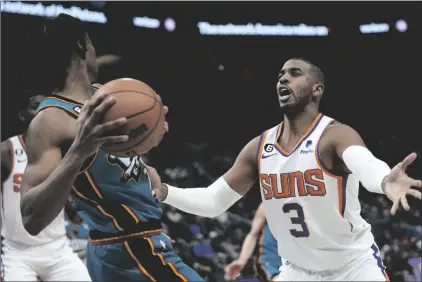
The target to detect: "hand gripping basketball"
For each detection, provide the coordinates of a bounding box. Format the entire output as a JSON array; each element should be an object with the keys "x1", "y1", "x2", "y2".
[{"x1": 70, "y1": 92, "x2": 128, "y2": 158}]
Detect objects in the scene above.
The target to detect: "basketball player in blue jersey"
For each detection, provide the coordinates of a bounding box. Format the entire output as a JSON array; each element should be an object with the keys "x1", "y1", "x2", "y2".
[
  {"x1": 225, "y1": 203, "x2": 282, "y2": 281},
  {"x1": 149, "y1": 58, "x2": 421, "y2": 281},
  {"x1": 20, "y1": 14, "x2": 203, "y2": 282}
]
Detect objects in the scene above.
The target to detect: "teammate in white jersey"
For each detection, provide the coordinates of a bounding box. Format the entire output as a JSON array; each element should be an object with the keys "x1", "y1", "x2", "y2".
[
  {"x1": 0, "y1": 95, "x2": 90, "y2": 281},
  {"x1": 147, "y1": 58, "x2": 421, "y2": 281}
]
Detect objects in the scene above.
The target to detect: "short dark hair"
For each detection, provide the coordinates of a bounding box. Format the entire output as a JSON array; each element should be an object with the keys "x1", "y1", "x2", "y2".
[
  {"x1": 291, "y1": 58, "x2": 325, "y2": 85},
  {"x1": 26, "y1": 14, "x2": 87, "y2": 92}
]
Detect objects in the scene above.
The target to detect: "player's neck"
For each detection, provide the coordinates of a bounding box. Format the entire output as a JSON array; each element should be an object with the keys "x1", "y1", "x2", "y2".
[
  {"x1": 282, "y1": 107, "x2": 319, "y2": 139},
  {"x1": 55, "y1": 64, "x2": 92, "y2": 103}
]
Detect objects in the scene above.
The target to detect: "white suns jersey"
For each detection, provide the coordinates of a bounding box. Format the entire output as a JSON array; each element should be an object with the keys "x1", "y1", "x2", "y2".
[
  {"x1": 1, "y1": 135, "x2": 66, "y2": 247},
  {"x1": 257, "y1": 114, "x2": 374, "y2": 271}
]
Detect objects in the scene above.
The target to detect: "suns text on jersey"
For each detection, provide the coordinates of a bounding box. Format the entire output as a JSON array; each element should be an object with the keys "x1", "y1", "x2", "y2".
[{"x1": 260, "y1": 169, "x2": 326, "y2": 199}]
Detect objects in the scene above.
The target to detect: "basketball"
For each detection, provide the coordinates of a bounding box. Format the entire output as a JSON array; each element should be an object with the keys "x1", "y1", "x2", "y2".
[{"x1": 95, "y1": 78, "x2": 165, "y2": 157}]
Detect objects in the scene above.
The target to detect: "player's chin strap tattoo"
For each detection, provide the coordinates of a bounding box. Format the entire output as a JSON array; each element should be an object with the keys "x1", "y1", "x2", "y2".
[
  {"x1": 342, "y1": 145, "x2": 391, "y2": 194},
  {"x1": 159, "y1": 177, "x2": 242, "y2": 218}
]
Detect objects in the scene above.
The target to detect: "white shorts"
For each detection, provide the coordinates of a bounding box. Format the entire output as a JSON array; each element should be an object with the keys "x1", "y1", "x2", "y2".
[
  {"x1": 1, "y1": 236, "x2": 91, "y2": 281},
  {"x1": 276, "y1": 243, "x2": 390, "y2": 281}
]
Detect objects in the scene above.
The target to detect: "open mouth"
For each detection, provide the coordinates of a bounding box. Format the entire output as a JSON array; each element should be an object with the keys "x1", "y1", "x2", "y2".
[{"x1": 278, "y1": 86, "x2": 292, "y2": 102}]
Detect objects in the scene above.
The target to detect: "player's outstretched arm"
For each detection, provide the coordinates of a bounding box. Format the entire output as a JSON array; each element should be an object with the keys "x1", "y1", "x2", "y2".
[
  {"x1": 148, "y1": 136, "x2": 260, "y2": 218},
  {"x1": 323, "y1": 123, "x2": 421, "y2": 215},
  {"x1": 21, "y1": 93, "x2": 128, "y2": 235},
  {"x1": 224, "y1": 203, "x2": 266, "y2": 280}
]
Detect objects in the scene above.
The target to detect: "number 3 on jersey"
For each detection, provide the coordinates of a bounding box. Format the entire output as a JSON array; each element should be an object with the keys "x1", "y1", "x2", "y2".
[{"x1": 283, "y1": 203, "x2": 310, "y2": 238}]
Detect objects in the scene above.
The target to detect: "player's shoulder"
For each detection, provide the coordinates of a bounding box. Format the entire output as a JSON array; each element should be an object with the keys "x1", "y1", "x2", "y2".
[
  {"x1": 235, "y1": 135, "x2": 262, "y2": 166},
  {"x1": 246, "y1": 135, "x2": 262, "y2": 152},
  {"x1": 320, "y1": 120, "x2": 364, "y2": 149},
  {"x1": 0, "y1": 138, "x2": 13, "y2": 167},
  {"x1": 322, "y1": 121, "x2": 360, "y2": 140},
  {"x1": 244, "y1": 127, "x2": 276, "y2": 163},
  {"x1": 245, "y1": 124, "x2": 279, "y2": 157},
  {"x1": 27, "y1": 107, "x2": 76, "y2": 146}
]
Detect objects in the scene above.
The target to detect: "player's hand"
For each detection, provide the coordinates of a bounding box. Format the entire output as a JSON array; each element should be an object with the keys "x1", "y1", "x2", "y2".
[
  {"x1": 384, "y1": 152, "x2": 421, "y2": 215},
  {"x1": 224, "y1": 260, "x2": 246, "y2": 281},
  {"x1": 70, "y1": 93, "x2": 128, "y2": 158},
  {"x1": 145, "y1": 166, "x2": 168, "y2": 201}
]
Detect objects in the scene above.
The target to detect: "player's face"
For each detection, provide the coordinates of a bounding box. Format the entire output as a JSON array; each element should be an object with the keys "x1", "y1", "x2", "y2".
[
  {"x1": 19, "y1": 95, "x2": 45, "y2": 124},
  {"x1": 276, "y1": 60, "x2": 314, "y2": 110},
  {"x1": 85, "y1": 33, "x2": 98, "y2": 82}
]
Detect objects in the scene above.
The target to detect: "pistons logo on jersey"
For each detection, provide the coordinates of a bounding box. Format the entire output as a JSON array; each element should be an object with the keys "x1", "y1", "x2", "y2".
[
  {"x1": 260, "y1": 169, "x2": 327, "y2": 200},
  {"x1": 107, "y1": 155, "x2": 145, "y2": 183},
  {"x1": 73, "y1": 106, "x2": 82, "y2": 113}
]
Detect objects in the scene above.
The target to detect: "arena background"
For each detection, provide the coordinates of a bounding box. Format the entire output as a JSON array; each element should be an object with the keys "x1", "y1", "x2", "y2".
[{"x1": 1, "y1": 1, "x2": 421, "y2": 281}]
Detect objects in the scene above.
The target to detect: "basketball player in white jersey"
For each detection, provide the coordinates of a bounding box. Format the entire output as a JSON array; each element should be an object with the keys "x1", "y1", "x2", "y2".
[
  {"x1": 1, "y1": 95, "x2": 91, "y2": 281},
  {"x1": 147, "y1": 58, "x2": 421, "y2": 281}
]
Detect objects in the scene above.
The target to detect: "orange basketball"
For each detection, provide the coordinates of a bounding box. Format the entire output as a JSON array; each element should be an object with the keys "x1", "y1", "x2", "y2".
[{"x1": 95, "y1": 78, "x2": 165, "y2": 157}]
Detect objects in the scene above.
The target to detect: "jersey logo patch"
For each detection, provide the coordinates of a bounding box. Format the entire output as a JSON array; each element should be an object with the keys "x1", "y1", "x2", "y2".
[
  {"x1": 262, "y1": 153, "x2": 277, "y2": 159},
  {"x1": 264, "y1": 144, "x2": 274, "y2": 153},
  {"x1": 305, "y1": 140, "x2": 312, "y2": 147},
  {"x1": 262, "y1": 144, "x2": 277, "y2": 159},
  {"x1": 107, "y1": 155, "x2": 145, "y2": 183},
  {"x1": 300, "y1": 140, "x2": 314, "y2": 154}
]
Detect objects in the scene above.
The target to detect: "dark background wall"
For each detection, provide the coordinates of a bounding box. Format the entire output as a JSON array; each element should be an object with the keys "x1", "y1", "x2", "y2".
[{"x1": 2, "y1": 2, "x2": 421, "y2": 168}]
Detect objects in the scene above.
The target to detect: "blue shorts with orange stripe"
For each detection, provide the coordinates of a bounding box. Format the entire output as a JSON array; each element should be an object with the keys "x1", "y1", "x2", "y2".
[{"x1": 86, "y1": 233, "x2": 204, "y2": 282}]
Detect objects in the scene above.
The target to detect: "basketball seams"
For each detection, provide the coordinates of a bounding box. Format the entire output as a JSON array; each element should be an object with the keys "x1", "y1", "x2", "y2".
[
  {"x1": 101, "y1": 89, "x2": 164, "y2": 154},
  {"x1": 126, "y1": 96, "x2": 157, "y2": 119},
  {"x1": 101, "y1": 90, "x2": 157, "y2": 119},
  {"x1": 102, "y1": 89, "x2": 156, "y2": 99},
  {"x1": 104, "y1": 103, "x2": 164, "y2": 154}
]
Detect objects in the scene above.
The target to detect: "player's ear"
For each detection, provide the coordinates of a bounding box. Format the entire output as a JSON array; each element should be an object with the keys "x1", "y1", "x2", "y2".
[
  {"x1": 76, "y1": 36, "x2": 87, "y2": 59},
  {"x1": 313, "y1": 83, "x2": 324, "y2": 99},
  {"x1": 18, "y1": 110, "x2": 25, "y2": 123}
]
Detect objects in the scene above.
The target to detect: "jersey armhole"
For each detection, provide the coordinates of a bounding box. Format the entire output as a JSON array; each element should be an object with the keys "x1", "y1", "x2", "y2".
[
  {"x1": 256, "y1": 130, "x2": 269, "y2": 171},
  {"x1": 314, "y1": 120, "x2": 347, "y2": 178}
]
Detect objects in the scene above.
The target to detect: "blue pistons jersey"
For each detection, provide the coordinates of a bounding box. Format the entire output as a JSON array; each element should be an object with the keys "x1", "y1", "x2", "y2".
[
  {"x1": 256, "y1": 223, "x2": 282, "y2": 280},
  {"x1": 36, "y1": 95, "x2": 163, "y2": 234},
  {"x1": 260, "y1": 224, "x2": 280, "y2": 265}
]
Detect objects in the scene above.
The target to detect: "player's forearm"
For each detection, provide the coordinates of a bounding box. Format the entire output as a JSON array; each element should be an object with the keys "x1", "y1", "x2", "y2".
[
  {"x1": 160, "y1": 177, "x2": 243, "y2": 218},
  {"x1": 237, "y1": 233, "x2": 258, "y2": 264},
  {"x1": 21, "y1": 151, "x2": 84, "y2": 235},
  {"x1": 342, "y1": 146, "x2": 391, "y2": 194}
]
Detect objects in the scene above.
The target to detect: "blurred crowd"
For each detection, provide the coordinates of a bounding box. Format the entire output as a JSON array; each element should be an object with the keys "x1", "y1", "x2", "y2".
[{"x1": 65, "y1": 140, "x2": 421, "y2": 282}]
